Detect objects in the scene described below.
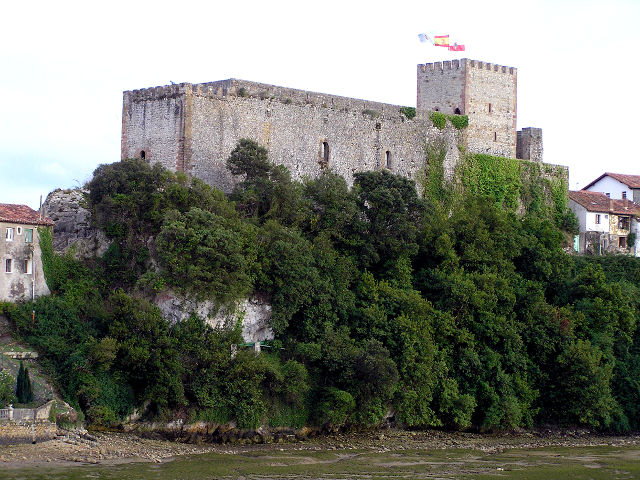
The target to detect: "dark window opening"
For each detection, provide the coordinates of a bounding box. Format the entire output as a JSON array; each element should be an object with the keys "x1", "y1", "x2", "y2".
[
  {"x1": 488, "y1": 103, "x2": 492, "y2": 113},
  {"x1": 619, "y1": 216, "x2": 630, "y2": 230},
  {"x1": 385, "y1": 151, "x2": 392, "y2": 169},
  {"x1": 454, "y1": 107, "x2": 461, "y2": 114},
  {"x1": 622, "y1": 191, "x2": 627, "y2": 199},
  {"x1": 595, "y1": 214, "x2": 601, "y2": 224},
  {"x1": 606, "y1": 192, "x2": 610, "y2": 197},
  {"x1": 434, "y1": 107, "x2": 440, "y2": 112},
  {"x1": 619, "y1": 236, "x2": 627, "y2": 248},
  {"x1": 5, "y1": 258, "x2": 11, "y2": 273},
  {"x1": 321, "y1": 142, "x2": 329, "y2": 166},
  {"x1": 140, "y1": 150, "x2": 146, "y2": 160},
  {"x1": 493, "y1": 132, "x2": 497, "y2": 142}
]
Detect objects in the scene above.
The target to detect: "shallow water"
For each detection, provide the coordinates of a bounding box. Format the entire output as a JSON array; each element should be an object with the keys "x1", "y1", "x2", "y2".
[{"x1": 2, "y1": 445, "x2": 640, "y2": 479}]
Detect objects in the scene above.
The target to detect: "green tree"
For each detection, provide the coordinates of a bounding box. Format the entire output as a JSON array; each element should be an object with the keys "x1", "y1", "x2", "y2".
[{"x1": 0, "y1": 371, "x2": 16, "y2": 408}]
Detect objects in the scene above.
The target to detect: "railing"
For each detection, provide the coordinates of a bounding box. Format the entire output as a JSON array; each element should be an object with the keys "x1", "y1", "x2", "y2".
[{"x1": 0, "y1": 400, "x2": 54, "y2": 422}]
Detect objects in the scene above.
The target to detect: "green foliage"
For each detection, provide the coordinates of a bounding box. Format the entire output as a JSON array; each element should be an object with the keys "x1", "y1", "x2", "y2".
[
  {"x1": 9, "y1": 140, "x2": 640, "y2": 433},
  {"x1": 447, "y1": 114, "x2": 468, "y2": 130},
  {"x1": 16, "y1": 361, "x2": 34, "y2": 404},
  {"x1": 399, "y1": 106, "x2": 416, "y2": 120},
  {"x1": 421, "y1": 139, "x2": 451, "y2": 209},
  {"x1": 0, "y1": 371, "x2": 16, "y2": 408},
  {"x1": 458, "y1": 153, "x2": 522, "y2": 209},
  {"x1": 429, "y1": 111, "x2": 446, "y2": 129},
  {"x1": 627, "y1": 232, "x2": 636, "y2": 249},
  {"x1": 157, "y1": 208, "x2": 257, "y2": 302}
]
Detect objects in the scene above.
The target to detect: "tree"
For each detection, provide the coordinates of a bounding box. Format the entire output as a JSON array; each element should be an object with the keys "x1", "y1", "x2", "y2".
[
  {"x1": 0, "y1": 371, "x2": 16, "y2": 408},
  {"x1": 16, "y1": 361, "x2": 34, "y2": 404}
]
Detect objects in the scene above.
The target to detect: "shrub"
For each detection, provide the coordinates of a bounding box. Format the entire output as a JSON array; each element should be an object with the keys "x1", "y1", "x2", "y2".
[
  {"x1": 400, "y1": 107, "x2": 416, "y2": 120},
  {"x1": 429, "y1": 111, "x2": 446, "y2": 129},
  {"x1": 448, "y1": 114, "x2": 469, "y2": 129}
]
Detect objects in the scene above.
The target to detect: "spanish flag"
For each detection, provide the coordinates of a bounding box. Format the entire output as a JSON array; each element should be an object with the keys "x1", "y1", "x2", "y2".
[
  {"x1": 434, "y1": 35, "x2": 450, "y2": 47},
  {"x1": 449, "y1": 43, "x2": 465, "y2": 51}
]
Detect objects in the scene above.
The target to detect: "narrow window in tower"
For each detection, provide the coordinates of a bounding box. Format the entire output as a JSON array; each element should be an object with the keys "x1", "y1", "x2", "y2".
[
  {"x1": 488, "y1": 103, "x2": 492, "y2": 113},
  {"x1": 140, "y1": 150, "x2": 146, "y2": 160},
  {"x1": 494, "y1": 132, "x2": 497, "y2": 142},
  {"x1": 385, "y1": 151, "x2": 392, "y2": 170},
  {"x1": 321, "y1": 142, "x2": 330, "y2": 166}
]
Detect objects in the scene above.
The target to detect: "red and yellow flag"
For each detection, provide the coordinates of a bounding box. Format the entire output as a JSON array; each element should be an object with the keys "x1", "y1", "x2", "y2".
[{"x1": 434, "y1": 35, "x2": 450, "y2": 47}]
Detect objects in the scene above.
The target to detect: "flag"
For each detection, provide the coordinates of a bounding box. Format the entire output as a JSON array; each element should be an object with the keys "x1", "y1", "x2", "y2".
[
  {"x1": 418, "y1": 33, "x2": 433, "y2": 44},
  {"x1": 449, "y1": 43, "x2": 465, "y2": 51},
  {"x1": 434, "y1": 35, "x2": 449, "y2": 47}
]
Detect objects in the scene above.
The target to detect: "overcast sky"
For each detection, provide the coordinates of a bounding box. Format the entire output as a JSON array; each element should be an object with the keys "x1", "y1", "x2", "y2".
[{"x1": 1, "y1": 0, "x2": 638, "y2": 209}]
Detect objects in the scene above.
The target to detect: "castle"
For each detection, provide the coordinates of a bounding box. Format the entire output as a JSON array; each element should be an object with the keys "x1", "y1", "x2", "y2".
[{"x1": 121, "y1": 58, "x2": 545, "y2": 192}]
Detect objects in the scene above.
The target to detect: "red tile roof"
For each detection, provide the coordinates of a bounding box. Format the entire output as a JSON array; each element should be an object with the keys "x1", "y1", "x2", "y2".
[
  {"x1": 569, "y1": 191, "x2": 640, "y2": 216},
  {"x1": 0, "y1": 204, "x2": 54, "y2": 226},
  {"x1": 582, "y1": 172, "x2": 640, "y2": 190}
]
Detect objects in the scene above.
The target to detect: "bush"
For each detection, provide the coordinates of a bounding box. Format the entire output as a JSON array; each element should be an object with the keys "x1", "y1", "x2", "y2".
[
  {"x1": 429, "y1": 111, "x2": 446, "y2": 129},
  {"x1": 448, "y1": 114, "x2": 469, "y2": 130}
]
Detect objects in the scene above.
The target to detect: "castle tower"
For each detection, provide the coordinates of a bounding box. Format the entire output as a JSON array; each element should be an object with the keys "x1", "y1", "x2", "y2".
[
  {"x1": 417, "y1": 59, "x2": 517, "y2": 158},
  {"x1": 516, "y1": 127, "x2": 543, "y2": 162}
]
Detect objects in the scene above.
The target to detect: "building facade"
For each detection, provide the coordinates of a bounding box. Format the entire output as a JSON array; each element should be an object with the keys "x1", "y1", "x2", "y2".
[
  {"x1": 569, "y1": 190, "x2": 640, "y2": 256},
  {"x1": 121, "y1": 59, "x2": 544, "y2": 193},
  {"x1": 0, "y1": 204, "x2": 53, "y2": 302},
  {"x1": 582, "y1": 172, "x2": 640, "y2": 203}
]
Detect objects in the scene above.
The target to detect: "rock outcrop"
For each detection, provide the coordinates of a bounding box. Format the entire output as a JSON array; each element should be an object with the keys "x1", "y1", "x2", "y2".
[{"x1": 43, "y1": 189, "x2": 109, "y2": 258}]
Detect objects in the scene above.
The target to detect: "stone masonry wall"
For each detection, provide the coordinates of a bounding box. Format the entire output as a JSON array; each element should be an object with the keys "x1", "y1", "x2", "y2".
[
  {"x1": 122, "y1": 80, "x2": 462, "y2": 193},
  {"x1": 517, "y1": 127, "x2": 543, "y2": 162},
  {"x1": 465, "y1": 60, "x2": 517, "y2": 158},
  {"x1": 416, "y1": 60, "x2": 466, "y2": 115},
  {"x1": 417, "y1": 59, "x2": 517, "y2": 158},
  {"x1": 0, "y1": 421, "x2": 57, "y2": 445},
  {"x1": 121, "y1": 86, "x2": 187, "y2": 171}
]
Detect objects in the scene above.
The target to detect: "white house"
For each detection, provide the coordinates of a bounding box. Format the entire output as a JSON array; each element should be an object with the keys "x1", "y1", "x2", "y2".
[
  {"x1": 582, "y1": 172, "x2": 640, "y2": 203},
  {"x1": 569, "y1": 190, "x2": 640, "y2": 256},
  {"x1": 0, "y1": 204, "x2": 54, "y2": 302}
]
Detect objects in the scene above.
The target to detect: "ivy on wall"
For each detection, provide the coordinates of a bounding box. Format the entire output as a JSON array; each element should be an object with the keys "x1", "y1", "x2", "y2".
[{"x1": 458, "y1": 154, "x2": 522, "y2": 210}]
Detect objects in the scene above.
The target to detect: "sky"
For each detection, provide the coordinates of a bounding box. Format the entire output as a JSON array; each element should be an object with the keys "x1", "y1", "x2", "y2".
[{"x1": 1, "y1": 0, "x2": 638, "y2": 209}]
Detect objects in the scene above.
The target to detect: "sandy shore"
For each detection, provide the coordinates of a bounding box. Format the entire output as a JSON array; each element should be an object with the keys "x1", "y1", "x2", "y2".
[{"x1": 1, "y1": 428, "x2": 639, "y2": 469}]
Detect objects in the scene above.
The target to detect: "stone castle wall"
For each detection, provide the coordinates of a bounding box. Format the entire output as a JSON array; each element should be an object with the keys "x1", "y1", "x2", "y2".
[
  {"x1": 417, "y1": 59, "x2": 517, "y2": 158},
  {"x1": 122, "y1": 79, "x2": 463, "y2": 193}
]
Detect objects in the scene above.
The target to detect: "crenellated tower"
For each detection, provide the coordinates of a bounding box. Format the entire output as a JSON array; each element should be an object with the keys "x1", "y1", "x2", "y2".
[{"x1": 417, "y1": 59, "x2": 518, "y2": 159}]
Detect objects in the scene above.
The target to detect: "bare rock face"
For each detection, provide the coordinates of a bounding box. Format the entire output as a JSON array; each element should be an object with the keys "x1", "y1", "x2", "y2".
[
  {"x1": 155, "y1": 291, "x2": 274, "y2": 343},
  {"x1": 43, "y1": 189, "x2": 109, "y2": 258}
]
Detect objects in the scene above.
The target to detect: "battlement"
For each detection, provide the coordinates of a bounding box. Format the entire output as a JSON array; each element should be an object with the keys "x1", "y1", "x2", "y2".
[
  {"x1": 418, "y1": 58, "x2": 516, "y2": 75},
  {"x1": 124, "y1": 79, "x2": 411, "y2": 121}
]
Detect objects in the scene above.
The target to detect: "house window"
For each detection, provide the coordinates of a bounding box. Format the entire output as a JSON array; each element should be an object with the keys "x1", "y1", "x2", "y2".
[
  {"x1": 595, "y1": 214, "x2": 601, "y2": 224},
  {"x1": 605, "y1": 193, "x2": 610, "y2": 197},
  {"x1": 622, "y1": 191, "x2": 627, "y2": 199},
  {"x1": 24, "y1": 228, "x2": 33, "y2": 243},
  {"x1": 5, "y1": 258, "x2": 11, "y2": 273},
  {"x1": 24, "y1": 258, "x2": 32, "y2": 274},
  {"x1": 619, "y1": 236, "x2": 627, "y2": 248},
  {"x1": 321, "y1": 141, "x2": 330, "y2": 165},
  {"x1": 385, "y1": 151, "x2": 392, "y2": 169},
  {"x1": 16, "y1": 226, "x2": 22, "y2": 235},
  {"x1": 619, "y1": 216, "x2": 630, "y2": 230},
  {"x1": 5, "y1": 228, "x2": 13, "y2": 241}
]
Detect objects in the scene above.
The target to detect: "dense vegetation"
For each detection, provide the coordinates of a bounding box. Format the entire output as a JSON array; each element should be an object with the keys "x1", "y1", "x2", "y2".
[{"x1": 2, "y1": 138, "x2": 639, "y2": 432}]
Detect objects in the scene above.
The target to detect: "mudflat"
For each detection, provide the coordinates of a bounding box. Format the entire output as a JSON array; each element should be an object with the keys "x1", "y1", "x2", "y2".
[{"x1": 0, "y1": 429, "x2": 639, "y2": 479}]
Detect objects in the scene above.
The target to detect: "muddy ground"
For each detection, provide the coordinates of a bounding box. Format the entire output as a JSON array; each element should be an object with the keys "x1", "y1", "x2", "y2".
[{"x1": 1, "y1": 427, "x2": 638, "y2": 469}]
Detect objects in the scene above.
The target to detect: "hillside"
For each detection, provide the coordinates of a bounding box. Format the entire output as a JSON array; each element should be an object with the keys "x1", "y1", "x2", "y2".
[{"x1": 2, "y1": 139, "x2": 639, "y2": 434}]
